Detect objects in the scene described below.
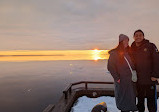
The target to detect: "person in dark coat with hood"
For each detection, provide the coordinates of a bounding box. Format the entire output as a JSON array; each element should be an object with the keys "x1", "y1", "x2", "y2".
[
  {"x1": 107, "y1": 34, "x2": 138, "y2": 112},
  {"x1": 131, "y1": 29, "x2": 158, "y2": 112}
]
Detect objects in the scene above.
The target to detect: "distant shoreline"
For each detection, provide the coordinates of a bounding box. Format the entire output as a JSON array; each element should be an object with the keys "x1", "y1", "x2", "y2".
[{"x1": 0, "y1": 55, "x2": 65, "y2": 57}]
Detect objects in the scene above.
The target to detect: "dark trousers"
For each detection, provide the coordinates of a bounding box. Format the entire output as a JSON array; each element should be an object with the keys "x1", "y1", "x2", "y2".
[{"x1": 137, "y1": 84, "x2": 157, "y2": 112}]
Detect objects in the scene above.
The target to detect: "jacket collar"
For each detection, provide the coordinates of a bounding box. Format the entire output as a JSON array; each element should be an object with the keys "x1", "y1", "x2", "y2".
[{"x1": 131, "y1": 39, "x2": 149, "y2": 49}]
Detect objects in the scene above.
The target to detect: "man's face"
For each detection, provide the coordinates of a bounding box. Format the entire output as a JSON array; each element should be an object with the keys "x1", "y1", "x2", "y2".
[{"x1": 133, "y1": 31, "x2": 144, "y2": 43}]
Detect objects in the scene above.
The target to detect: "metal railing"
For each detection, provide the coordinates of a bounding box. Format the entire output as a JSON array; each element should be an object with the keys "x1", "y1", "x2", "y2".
[{"x1": 63, "y1": 81, "x2": 114, "y2": 99}]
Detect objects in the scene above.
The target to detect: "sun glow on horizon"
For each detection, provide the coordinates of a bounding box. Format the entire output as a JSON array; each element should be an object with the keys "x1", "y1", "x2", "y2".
[
  {"x1": 0, "y1": 50, "x2": 109, "y2": 62},
  {"x1": 92, "y1": 49, "x2": 106, "y2": 61}
]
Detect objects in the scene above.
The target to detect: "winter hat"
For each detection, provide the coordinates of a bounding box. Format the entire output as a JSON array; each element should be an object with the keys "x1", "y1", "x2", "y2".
[{"x1": 119, "y1": 34, "x2": 129, "y2": 42}]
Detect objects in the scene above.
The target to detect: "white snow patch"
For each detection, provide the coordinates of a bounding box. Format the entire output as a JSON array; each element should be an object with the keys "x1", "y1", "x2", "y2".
[{"x1": 70, "y1": 96, "x2": 159, "y2": 112}]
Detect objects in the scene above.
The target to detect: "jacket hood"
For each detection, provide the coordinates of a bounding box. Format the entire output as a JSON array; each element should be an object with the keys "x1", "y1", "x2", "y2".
[
  {"x1": 108, "y1": 49, "x2": 117, "y2": 54},
  {"x1": 109, "y1": 46, "x2": 130, "y2": 54}
]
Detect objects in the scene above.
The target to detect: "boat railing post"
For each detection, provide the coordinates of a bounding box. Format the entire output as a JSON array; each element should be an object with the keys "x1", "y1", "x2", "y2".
[
  {"x1": 65, "y1": 92, "x2": 68, "y2": 99},
  {"x1": 63, "y1": 91, "x2": 67, "y2": 99},
  {"x1": 69, "y1": 86, "x2": 72, "y2": 94},
  {"x1": 85, "y1": 82, "x2": 88, "y2": 90}
]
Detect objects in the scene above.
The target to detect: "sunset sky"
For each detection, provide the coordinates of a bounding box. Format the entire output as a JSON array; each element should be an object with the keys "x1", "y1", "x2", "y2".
[{"x1": 0, "y1": 0, "x2": 159, "y2": 50}]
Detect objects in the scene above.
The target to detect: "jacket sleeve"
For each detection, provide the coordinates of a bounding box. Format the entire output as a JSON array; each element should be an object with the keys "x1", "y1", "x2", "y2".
[
  {"x1": 150, "y1": 43, "x2": 159, "y2": 78},
  {"x1": 107, "y1": 53, "x2": 120, "y2": 82}
]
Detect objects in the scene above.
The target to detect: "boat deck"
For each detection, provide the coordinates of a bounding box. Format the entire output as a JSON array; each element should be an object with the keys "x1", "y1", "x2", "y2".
[{"x1": 43, "y1": 81, "x2": 159, "y2": 112}]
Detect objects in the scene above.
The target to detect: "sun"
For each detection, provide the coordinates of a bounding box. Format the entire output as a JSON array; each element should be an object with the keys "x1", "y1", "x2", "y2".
[
  {"x1": 94, "y1": 48, "x2": 98, "y2": 51},
  {"x1": 92, "y1": 49, "x2": 101, "y2": 61}
]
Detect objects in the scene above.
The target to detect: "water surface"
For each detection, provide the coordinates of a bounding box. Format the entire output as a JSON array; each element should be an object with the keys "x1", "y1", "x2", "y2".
[{"x1": 0, "y1": 50, "x2": 112, "y2": 112}]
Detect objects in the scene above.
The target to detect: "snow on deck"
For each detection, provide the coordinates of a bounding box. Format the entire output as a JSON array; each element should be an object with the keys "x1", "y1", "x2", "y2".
[{"x1": 70, "y1": 96, "x2": 159, "y2": 112}]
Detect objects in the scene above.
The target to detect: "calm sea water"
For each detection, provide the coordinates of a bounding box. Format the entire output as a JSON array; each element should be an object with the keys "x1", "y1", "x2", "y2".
[{"x1": 0, "y1": 59, "x2": 113, "y2": 112}]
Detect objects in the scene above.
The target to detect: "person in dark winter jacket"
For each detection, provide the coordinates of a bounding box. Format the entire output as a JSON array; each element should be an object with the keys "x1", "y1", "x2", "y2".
[
  {"x1": 107, "y1": 34, "x2": 138, "y2": 112},
  {"x1": 131, "y1": 29, "x2": 158, "y2": 112}
]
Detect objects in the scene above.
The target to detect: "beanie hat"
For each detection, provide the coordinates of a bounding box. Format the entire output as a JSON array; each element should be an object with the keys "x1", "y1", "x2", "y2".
[{"x1": 119, "y1": 34, "x2": 129, "y2": 42}]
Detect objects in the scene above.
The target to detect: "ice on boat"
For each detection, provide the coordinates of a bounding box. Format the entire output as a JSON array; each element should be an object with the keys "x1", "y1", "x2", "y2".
[{"x1": 71, "y1": 96, "x2": 159, "y2": 112}]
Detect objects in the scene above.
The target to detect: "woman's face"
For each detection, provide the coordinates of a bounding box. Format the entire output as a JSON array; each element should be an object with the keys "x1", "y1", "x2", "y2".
[{"x1": 123, "y1": 38, "x2": 129, "y2": 48}]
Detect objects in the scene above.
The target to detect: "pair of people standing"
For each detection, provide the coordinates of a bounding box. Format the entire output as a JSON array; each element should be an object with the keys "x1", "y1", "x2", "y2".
[{"x1": 108, "y1": 29, "x2": 158, "y2": 112}]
